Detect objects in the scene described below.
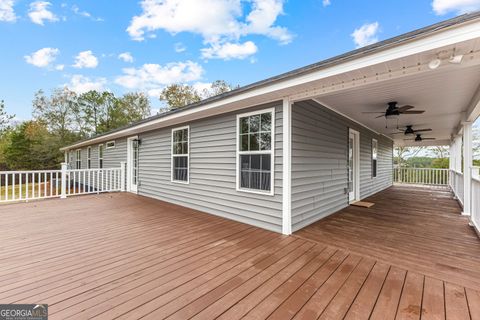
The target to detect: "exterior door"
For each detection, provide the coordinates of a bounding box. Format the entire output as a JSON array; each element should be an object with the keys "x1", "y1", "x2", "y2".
[
  {"x1": 127, "y1": 137, "x2": 139, "y2": 193},
  {"x1": 348, "y1": 129, "x2": 360, "y2": 202}
]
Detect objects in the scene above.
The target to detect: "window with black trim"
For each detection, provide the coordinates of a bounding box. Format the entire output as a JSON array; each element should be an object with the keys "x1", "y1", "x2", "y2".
[
  {"x1": 372, "y1": 139, "x2": 378, "y2": 178},
  {"x1": 238, "y1": 110, "x2": 274, "y2": 193},
  {"x1": 172, "y1": 127, "x2": 189, "y2": 183},
  {"x1": 87, "y1": 147, "x2": 92, "y2": 169},
  {"x1": 98, "y1": 144, "x2": 104, "y2": 169},
  {"x1": 76, "y1": 149, "x2": 81, "y2": 169}
]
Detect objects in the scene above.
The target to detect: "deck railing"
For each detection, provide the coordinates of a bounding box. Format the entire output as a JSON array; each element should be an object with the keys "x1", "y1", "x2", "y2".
[
  {"x1": 0, "y1": 163, "x2": 125, "y2": 203},
  {"x1": 472, "y1": 167, "x2": 480, "y2": 231},
  {"x1": 450, "y1": 170, "x2": 464, "y2": 205},
  {"x1": 393, "y1": 168, "x2": 449, "y2": 186}
]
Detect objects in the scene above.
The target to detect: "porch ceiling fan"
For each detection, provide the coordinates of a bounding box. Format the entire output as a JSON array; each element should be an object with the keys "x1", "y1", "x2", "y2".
[
  {"x1": 363, "y1": 102, "x2": 425, "y2": 119},
  {"x1": 404, "y1": 134, "x2": 436, "y2": 142},
  {"x1": 392, "y1": 125, "x2": 432, "y2": 135}
]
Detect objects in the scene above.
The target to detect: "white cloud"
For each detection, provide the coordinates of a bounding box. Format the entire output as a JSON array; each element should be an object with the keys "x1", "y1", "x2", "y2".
[
  {"x1": 24, "y1": 47, "x2": 59, "y2": 68},
  {"x1": 73, "y1": 50, "x2": 99, "y2": 69},
  {"x1": 174, "y1": 42, "x2": 186, "y2": 53},
  {"x1": 322, "y1": 0, "x2": 331, "y2": 6},
  {"x1": 55, "y1": 64, "x2": 64, "y2": 71},
  {"x1": 0, "y1": 0, "x2": 16, "y2": 22},
  {"x1": 432, "y1": 0, "x2": 480, "y2": 15},
  {"x1": 126, "y1": 0, "x2": 292, "y2": 57},
  {"x1": 67, "y1": 75, "x2": 107, "y2": 94},
  {"x1": 201, "y1": 41, "x2": 257, "y2": 60},
  {"x1": 28, "y1": 1, "x2": 58, "y2": 25},
  {"x1": 115, "y1": 61, "x2": 204, "y2": 97},
  {"x1": 118, "y1": 52, "x2": 134, "y2": 63},
  {"x1": 351, "y1": 22, "x2": 380, "y2": 48},
  {"x1": 71, "y1": 4, "x2": 103, "y2": 21}
]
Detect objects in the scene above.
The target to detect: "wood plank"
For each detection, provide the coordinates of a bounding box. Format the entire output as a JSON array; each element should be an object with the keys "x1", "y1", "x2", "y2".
[
  {"x1": 444, "y1": 283, "x2": 470, "y2": 320},
  {"x1": 370, "y1": 267, "x2": 407, "y2": 320},
  {"x1": 343, "y1": 262, "x2": 390, "y2": 320},
  {"x1": 421, "y1": 277, "x2": 445, "y2": 320},
  {"x1": 395, "y1": 272, "x2": 424, "y2": 320},
  {"x1": 466, "y1": 287, "x2": 480, "y2": 320}
]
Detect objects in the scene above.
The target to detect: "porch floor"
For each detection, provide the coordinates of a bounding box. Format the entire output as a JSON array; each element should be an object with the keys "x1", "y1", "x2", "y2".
[{"x1": 0, "y1": 187, "x2": 479, "y2": 319}]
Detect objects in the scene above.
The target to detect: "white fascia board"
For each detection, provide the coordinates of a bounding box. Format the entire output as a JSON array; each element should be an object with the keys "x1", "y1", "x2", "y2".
[{"x1": 62, "y1": 20, "x2": 480, "y2": 151}]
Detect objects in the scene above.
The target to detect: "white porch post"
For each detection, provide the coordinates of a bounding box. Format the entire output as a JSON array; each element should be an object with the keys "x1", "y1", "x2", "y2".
[
  {"x1": 463, "y1": 122, "x2": 473, "y2": 216},
  {"x1": 120, "y1": 161, "x2": 126, "y2": 192},
  {"x1": 60, "y1": 162, "x2": 67, "y2": 199},
  {"x1": 282, "y1": 98, "x2": 292, "y2": 235},
  {"x1": 455, "y1": 135, "x2": 462, "y2": 172}
]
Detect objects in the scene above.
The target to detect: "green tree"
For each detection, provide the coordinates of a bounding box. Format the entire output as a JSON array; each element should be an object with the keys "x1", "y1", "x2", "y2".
[
  {"x1": 32, "y1": 88, "x2": 81, "y2": 141},
  {"x1": 203, "y1": 80, "x2": 237, "y2": 98},
  {"x1": 78, "y1": 90, "x2": 105, "y2": 135},
  {"x1": 4, "y1": 121, "x2": 63, "y2": 170},
  {"x1": 0, "y1": 100, "x2": 15, "y2": 133},
  {"x1": 159, "y1": 84, "x2": 201, "y2": 110}
]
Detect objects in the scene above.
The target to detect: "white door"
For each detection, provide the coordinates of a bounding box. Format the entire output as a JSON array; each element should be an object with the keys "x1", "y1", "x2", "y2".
[
  {"x1": 348, "y1": 129, "x2": 359, "y2": 202},
  {"x1": 127, "y1": 137, "x2": 139, "y2": 193}
]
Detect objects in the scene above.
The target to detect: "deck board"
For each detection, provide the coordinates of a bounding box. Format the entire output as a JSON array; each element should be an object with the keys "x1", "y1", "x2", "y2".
[{"x1": 0, "y1": 185, "x2": 479, "y2": 319}]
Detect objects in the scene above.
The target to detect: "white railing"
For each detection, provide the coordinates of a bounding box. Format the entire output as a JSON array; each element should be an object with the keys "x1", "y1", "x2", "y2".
[
  {"x1": 472, "y1": 167, "x2": 480, "y2": 232},
  {"x1": 394, "y1": 168, "x2": 449, "y2": 186},
  {"x1": 449, "y1": 169, "x2": 464, "y2": 206},
  {"x1": 0, "y1": 163, "x2": 125, "y2": 203}
]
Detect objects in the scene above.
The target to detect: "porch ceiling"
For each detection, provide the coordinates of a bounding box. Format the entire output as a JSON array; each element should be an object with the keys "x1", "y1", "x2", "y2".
[{"x1": 315, "y1": 62, "x2": 480, "y2": 146}]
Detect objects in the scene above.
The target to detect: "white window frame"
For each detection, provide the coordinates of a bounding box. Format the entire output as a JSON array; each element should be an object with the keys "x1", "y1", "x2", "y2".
[
  {"x1": 171, "y1": 125, "x2": 190, "y2": 184},
  {"x1": 76, "y1": 149, "x2": 82, "y2": 169},
  {"x1": 106, "y1": 141, "x2": 116, "y2": 149},
  {"x1": 372, "y1": 138, "x2": 378, "y2": 179},
  {"x1": 87, "y1": 146, "x2": 92, "y2": 169},
  {"x1": 236, "y1": 108, "x2": 275, "y2": 196},
  {"x1": 98, "y1": 144, "x2": 104, "y2": 169}
]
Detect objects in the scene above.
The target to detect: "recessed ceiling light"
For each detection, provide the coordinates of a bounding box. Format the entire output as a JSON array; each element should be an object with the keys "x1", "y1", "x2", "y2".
[{"x1": 428, "y1": 58, "x2": 441, "y2": 70}]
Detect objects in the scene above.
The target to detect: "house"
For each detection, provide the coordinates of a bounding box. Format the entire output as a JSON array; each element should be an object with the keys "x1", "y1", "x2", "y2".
[{"x1": 61, "y1": 12, "x2": 480, "y2": 236}]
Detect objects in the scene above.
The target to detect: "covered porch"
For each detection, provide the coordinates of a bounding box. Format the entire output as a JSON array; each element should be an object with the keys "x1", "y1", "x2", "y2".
[{"x1": 1, "y1": 186, "x2": 479, "y2": 319}]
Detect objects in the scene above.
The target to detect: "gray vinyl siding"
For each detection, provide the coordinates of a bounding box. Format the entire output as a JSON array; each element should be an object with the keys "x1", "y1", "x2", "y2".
[
  {"x1": 291, "y1": 100, "x2": 393, "y2": 232},
  {"x1": 68, "y1": 139, "x2": 126, "y2": 170},
  {"x1": 137, "y1": 102, "x2": 283, "y2": 233}
]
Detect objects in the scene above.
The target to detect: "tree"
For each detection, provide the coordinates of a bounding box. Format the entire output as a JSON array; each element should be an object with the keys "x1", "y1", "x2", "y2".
[
  {"x1": 159, "y1": 80, "x2": 237, "y2": 110},
  {"x1": 0, "y1": 100, "x2": 15, "y2": 133},
  {"x1": 394, "y1": 146, "x2": 424, "y2": 167},
  {"x1": 159, "y1": 84, "x2": 201, "y2": 110},
  {"x1": 4, "y1": 121, "x2": 63, "y2": 170},
  {"x1": 78, "y1": 90, "x2": 105, "y2": 135},
  {"x1": 32, "y1": 88, "x2": 81, "y2": 141}
]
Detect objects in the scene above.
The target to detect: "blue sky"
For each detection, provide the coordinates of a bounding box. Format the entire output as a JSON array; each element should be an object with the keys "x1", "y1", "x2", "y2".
[{"x1": 1, "y1": 0, "x2": 480, "y2": 120}]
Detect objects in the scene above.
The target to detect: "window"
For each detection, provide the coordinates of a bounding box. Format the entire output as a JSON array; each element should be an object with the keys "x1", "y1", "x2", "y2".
[
  {"x1": 76, "y1": 149, "x2": 82, "y2": 169},
  {"x1": 106, "y1": 141, "x2": 115, "y2": 149},
  {"x1": 87, "y1": 147, "x2": 92, "y2": 169},
  {"x1": 98, "y1": 144, "x2": 104, "y2": 169},
  {"x1": 171, "y1": 126, "x2": 189, "y2": 183},
  {"x1": 237, "y1": 109, "x2": 274, "y2": 194},
  {"x1": 372, "y1": 139, "x2": 378, "y2": 178}
]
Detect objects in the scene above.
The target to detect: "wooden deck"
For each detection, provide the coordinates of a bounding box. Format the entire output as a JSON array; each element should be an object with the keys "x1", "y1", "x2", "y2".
[{"x1": 0, "y1": 187, "x2": 479, "y2": 319}]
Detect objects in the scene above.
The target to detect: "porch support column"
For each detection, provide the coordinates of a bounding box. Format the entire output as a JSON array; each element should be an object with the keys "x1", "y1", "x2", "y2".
[
  {"x1": 455, "y1": 135, "x2": 462, "y2": 172},
  {"x1": 463, "y1": 122, "x2": 473, "y2": 216},
  {"x1": 282, "y1": 98, "x2": 292, "y2": 235}
]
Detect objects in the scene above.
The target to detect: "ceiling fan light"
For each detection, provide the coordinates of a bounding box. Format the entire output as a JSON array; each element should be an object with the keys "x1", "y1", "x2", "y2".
[{"x1": 428, "y1": 58, "x2": 441, "y2": 70}]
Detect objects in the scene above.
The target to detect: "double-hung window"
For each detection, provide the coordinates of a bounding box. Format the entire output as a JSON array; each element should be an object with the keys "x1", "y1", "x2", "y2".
[
  {"x1": 237, "y1": 109, "x2": 274, "y2": 194},
  {"x1": 171, "y1": 126, "x2": 189, "y2": 183},
  {"x1": 76, "y1": 149, "x2": 82, "y2": 169},
  {"x1": 372, "y1": 139, "x2": 378, "y2": 178},
  {"x1": 87, "y1": 147, "x2": 92, "y2": 169},
  {"x1": 98, "y1": 144, "x2": 104, "y2": 169}
]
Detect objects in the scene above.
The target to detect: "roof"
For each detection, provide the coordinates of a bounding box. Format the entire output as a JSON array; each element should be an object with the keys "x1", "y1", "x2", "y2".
[{"x1": 62, "y1": 11, "x2": 480, "y2": 151}]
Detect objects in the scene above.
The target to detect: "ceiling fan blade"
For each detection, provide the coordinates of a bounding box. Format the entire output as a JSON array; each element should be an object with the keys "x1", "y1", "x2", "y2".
[
  {"x1": 391, "y1": 132, "x2": 405, "y2": 134},
  {"x1": 422, "y1": 138, "x2": 436, "y2": 140},
  {"x1": 401, "y1": 110, "x2": 425, "y2": 114},
  {"x1": 413, "y1": 128, "x2": 432, "y2": 132},
  {"x1": 375, "y1": 115, "x2": 385, "y2": 118},
  {"x1": 397, "y1": 105, "x2": 415, "y2": 112},
  {"x1": 362, "y1": 112, "x2": 385, "y2": 114}
]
